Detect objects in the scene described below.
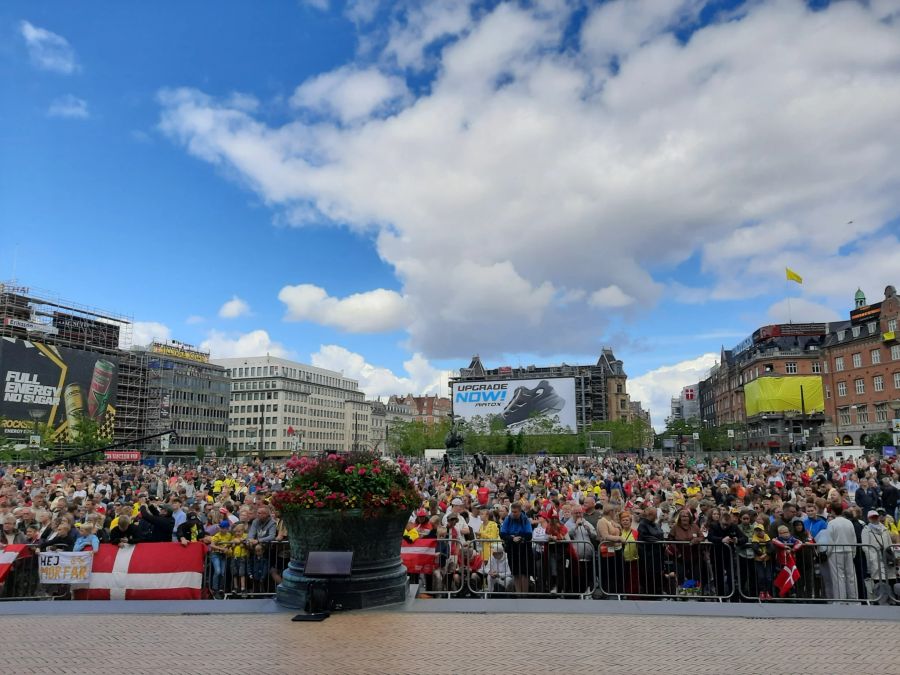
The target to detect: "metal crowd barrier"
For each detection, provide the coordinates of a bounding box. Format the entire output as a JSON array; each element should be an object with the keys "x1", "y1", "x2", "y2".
[
  {"x1": 0, "y1": 550, "x2": 68, "y2": 601},
  {"x1": 596, "y1": 539, "x2": 734, "y2": 601},
  {"x1": 203, "y1": 540, "x2": 291, "y2": 599}
]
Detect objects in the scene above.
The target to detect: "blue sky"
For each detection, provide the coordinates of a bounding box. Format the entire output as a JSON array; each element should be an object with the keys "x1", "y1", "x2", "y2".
[{"x1": 2, "y1": 0, "x2": 900, "y2": 426}]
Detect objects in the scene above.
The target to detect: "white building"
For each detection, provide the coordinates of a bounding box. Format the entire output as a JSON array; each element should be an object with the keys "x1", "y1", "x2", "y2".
[{"x1": 213, "y1": 355, "x2": 370, "y2": 456}]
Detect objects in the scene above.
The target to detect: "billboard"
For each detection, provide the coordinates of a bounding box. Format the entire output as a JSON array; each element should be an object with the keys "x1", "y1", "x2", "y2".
[
  {"x1": 452, "y1": 377, "x2": 577, "y2": 433},
  {"x1": 744, "y1": 376, "x2": 824, "y2": 417},
  {"x1": 52, "y1": 312, "x2": 121, "y2": 352},
  {"x1": 0, "y1": 338, "x2": 118, "y2": 441},
  {"x1": 149, "y1": 341, "x2": 209, "y2": 364}
]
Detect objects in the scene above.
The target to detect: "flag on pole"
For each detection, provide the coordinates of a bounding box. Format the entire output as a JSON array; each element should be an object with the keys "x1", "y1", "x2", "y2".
[
  {"x1": 0, "y1": 544, "x2": 31, "y2": 584},
  {"x1": 785, "y1": 267, "x2": 803, "y2": 284}
]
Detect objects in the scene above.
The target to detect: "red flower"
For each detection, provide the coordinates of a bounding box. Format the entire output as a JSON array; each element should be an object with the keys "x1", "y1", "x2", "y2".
[
  {"x1": 373, "y1": 467, "x2": 381, "y2": 474},
  {"x1": 314, "y1": 501, "x2": 325, "y2": 508},
  {"x1": 358, "y1": 468, "x2": 367, "y2": 476}
]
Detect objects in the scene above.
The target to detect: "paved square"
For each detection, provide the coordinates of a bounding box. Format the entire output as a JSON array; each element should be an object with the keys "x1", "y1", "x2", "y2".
[{"x1": 1, "y1": 611, "x2": 898, "y2": 674}]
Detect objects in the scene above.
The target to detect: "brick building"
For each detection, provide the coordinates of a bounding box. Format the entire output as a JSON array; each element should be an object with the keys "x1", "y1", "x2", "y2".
[{"x1": 822, "y1": 285, "x2": 900, "y2": 446}]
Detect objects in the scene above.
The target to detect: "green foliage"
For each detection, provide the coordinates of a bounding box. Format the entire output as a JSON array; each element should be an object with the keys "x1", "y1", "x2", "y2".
[
  {"x1": 591, "y1": 418, "x2": 653, "y2": 451},
  {"x1": 864, "y1": 431, "x2": 894, "y2": 451}
]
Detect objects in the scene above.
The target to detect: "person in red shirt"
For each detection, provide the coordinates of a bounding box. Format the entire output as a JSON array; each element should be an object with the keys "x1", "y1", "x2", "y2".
[{"x1": 476, "y1": 481, "x2": 490, "y2": 507}]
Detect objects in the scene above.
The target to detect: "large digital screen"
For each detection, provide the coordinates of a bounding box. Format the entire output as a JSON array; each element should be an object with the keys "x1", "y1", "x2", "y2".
[
  {"x1": 0, "y1": 338, "x2": 118, "y2": 441},
  {"x1": 452, "y1": 377, "x2": 577, "y2": 433}
]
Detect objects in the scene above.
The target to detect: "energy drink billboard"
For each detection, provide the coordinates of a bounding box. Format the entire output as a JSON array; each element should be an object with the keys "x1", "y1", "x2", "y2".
[
  {"x1": 0, "y1": 337, "x2": 118, "y2": 441},
  {"x1": 452, "y1": 377, "x2": 577, "y2": 433}
]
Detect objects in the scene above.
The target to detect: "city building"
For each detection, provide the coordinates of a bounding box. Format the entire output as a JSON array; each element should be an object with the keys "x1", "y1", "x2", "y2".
[
  {"x1": 367, "y1": 396, "x2": 415, "y2": 454},
  {"x1": 822, "y1": 285, "x2": 900, "y2": 446},
  {"x1": 452, "y1": 350, "x2": 633, "y2": 433},
  {"x1": 213, "y1": 355, "x2": 369, "y2": 457},
  {"x1": 629, "y1": 401, "x2": 652, "y2": 428},
  {"x1": 399, "y1": 394, "x2": 451, "y2": 425},
  {"x1": 0, "y1": 282, "x2": 139, "y2": 447},
  {"x1": 128, "y1": 341, "x2": 230, "y2": 457}
]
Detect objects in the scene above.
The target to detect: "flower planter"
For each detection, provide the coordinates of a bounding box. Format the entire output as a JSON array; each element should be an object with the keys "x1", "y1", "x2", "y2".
[{"x1": 276, "y1": 507, "x2": 410, "y2": 610}]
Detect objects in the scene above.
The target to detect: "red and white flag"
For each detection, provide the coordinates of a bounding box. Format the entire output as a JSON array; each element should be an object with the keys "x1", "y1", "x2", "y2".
[
  {"x1": 401, "y1": 538, "x2": 438, "y2": 574},
  {"x1": 0, "y1": 544, "x2": 31, "y2": 584},
  {"x1": 74, "y1": 543, "x2": 206, "y2": 600}
]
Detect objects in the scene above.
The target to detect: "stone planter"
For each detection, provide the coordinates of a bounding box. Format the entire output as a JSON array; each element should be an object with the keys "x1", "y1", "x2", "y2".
[{"x1": 276, "y1": 508, "x2": 409, "y2": 610}]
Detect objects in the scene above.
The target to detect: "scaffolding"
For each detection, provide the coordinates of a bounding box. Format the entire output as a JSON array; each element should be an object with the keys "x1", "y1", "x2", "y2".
[{"x1": 0, "y1": 281, "x2": 141, "y2": 445}]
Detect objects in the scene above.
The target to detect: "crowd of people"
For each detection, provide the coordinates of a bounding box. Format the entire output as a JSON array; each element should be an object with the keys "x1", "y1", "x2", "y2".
[
  {"x1": 403, "y1": 451, "x2": 900, "y2": 603},
  {"x1": 1, "y1": 450, "x2": 898, "y2": 604},
  {"x1": 0, "y1": 461, "x2": 289, "y2": 598}
]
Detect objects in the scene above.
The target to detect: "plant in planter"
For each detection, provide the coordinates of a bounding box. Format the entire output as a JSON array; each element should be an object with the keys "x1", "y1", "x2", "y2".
[{"x1": 271, "y1": 451, "x2": 420, "y2": 610}]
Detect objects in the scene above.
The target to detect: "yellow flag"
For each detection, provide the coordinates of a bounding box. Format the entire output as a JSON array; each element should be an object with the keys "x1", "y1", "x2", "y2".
[{"x1": 785, "y1": 267, "x2": 803, "y2": 284}]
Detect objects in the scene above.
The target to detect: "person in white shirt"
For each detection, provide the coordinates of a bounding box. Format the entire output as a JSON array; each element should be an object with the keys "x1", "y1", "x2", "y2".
[
  {"x1": 825, "y1": 504, "x2": 859, "y2": 601},
  {"x1": 485, "y1": 544, "x2": 513, "y2": 593},
  {"x1": 861, "y1": 510, "x2": 896, "y2": 597}
]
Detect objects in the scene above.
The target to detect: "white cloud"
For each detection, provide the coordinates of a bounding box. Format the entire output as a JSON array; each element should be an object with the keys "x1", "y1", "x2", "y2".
[
  {"x1": 302, "y1": 0, "x2": 330, "y2": 10},
  {"x1": 218, "y1": 295, "x2": 251, "y2": 319},
  {"x1": 185, "y1": 315, "x2": 206, "y2": 325},
  {"x1": 159, "y1": 0, "x2": 900, "y2": 360},
  {"x1": 201, "y1": 329, "x2": 290, "y2": 359},
  {"x1": 278, "y1": 283, "x2": 407, "y2": 333},
  {"x1": 589, "y1": 285, "x2": 635, "y2": 308},
  {"x1": 291, "y1": 66, "x2": 408, "y2": 124},
  {"x1": 310, "y1": 344, "x2": 448, "y2": 398},
  {"x1": 628, "y1": 352, "x2": 718, "y2": 431},
  {"x1": 47, "y1": 95, "x2": 88, "y2": 119},
  {"x1": 130, "y1": 321, "x2": 171, "y2": 347},
  {"x1": 19, "y1": 21, "x2": 78, "y2": 74},
  {"x1": 766, "y1": 297, "x2": 841, "y2": 324}
]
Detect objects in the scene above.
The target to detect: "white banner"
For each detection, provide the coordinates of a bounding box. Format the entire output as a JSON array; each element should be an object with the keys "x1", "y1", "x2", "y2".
[
  {"x1": 452, "y1": 377, "x2": 577, "y2": 433},
  {"x1": 39, "y1": 551, "x2": 93, "y2": 584}
]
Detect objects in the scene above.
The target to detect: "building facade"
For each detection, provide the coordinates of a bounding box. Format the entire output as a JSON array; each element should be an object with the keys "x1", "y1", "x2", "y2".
[
  {"x1": 213, "y1": 355, "x2": 369, "y2": 457},
  {"x1": 823, "y1": 286, "x2": 900, "y2": 447},
  {"x1": 399, "y1": 394, "x2": 451, "y2": 426},
  {"x1": 367, "y1": 397, "x2": 415, "y2": 454},
  {"x1": 130, "y1": 342, "x2": 230, "y2": 457}
]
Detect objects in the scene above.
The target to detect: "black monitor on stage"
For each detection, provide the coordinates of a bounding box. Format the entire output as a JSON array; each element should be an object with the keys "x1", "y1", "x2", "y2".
[{"x1": 292, "y1": 551, "x2": 353, "y2": 623}]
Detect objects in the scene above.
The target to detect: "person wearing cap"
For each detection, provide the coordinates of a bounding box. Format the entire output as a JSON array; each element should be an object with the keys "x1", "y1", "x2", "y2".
[
  {"x1": 750, "y1": 523, "x2": 772, "y2": 599},
  {"x1": 209, "y1": 519, "x2": 233, "y2": 597},
  {"x1": 861, "y1": 509, "x2": 896, "y2": 599},
  {"x1": 442, "y1": 497, "x2": 466, "y2": 527}
]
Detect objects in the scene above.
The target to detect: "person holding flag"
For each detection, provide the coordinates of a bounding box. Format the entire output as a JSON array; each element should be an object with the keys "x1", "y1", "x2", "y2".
[{"x1": 771, "y1": 524, "x2": 806, "y2": 598}]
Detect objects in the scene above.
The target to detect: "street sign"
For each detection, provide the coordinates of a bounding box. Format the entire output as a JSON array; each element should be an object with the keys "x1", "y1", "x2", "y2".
[
  {"x1": 727, "y1": 429, "x2": 735, "y2": 438},
  {"x1": 692, "y1": 432, "x2": 700, "y2": 440},
  {"x1": 160, "y1": 434, "x2": 170, "y2": 451},
  {"x1": 893, "y1": 419, "x2": 900, "y2": 433},
  {"x1": 802, "y1": 429, "x2": 810, "y2": 438},
  {"x1": 28, "y1": 434, "x2": 40, "y2": 448}
]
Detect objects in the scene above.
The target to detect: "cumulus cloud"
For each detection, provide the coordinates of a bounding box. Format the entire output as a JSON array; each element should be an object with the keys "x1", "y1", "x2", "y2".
[
  {"x1": 310, "y1": 344, "x2": 449, "y2": 398},
  {"x1": 278, "y1": 284, "x2": 407, "y2": 333},
  {"x1": 185, "y1": 315, "x2": 205, "y2": 325},
  {"x1": 766, "y1": 297, "x2": 841, "y2": 324},
  {"x1": 159, "y1": 0, "x2": 900, "y2": 360},
  {"x1": 291, "y1": 66, "x2": 408, "y2": 124},
  {"x1": 201, "y1": 329, "x2": 290, "y2": 359},
  {"x1": 628, "y1": 352, "x2": 719, "y2": 430},
  {"x1": 130, "y1": 321, "x2": 171, "y2": 347},
  {"x1": 19, "y1": 21, "x2": 78, "y2": 73},
  {"x1": 218, "y1": 295, "x2": 251, "y2": 319},
  {"x1": 47, "y1": 95, "x2": 88, "y2": 119}
]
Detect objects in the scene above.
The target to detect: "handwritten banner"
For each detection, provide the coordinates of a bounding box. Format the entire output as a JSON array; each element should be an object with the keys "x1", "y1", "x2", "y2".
[{"x1": 39, "y1": 551, "x2": 93, "y2": 584}]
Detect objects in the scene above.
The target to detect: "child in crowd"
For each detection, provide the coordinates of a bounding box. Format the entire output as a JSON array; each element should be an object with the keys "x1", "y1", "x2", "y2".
[
  {"x1": 751, "y1": 523, "x2": 772, "y2": 600},
  {"x1": 229, "y1": 522, "x2": 250, "y2": 596},
  {"x1": 249, "y1": 544, "x2": 270, "y2": 594},
  {"x1": 209, "y1": 519, "x2": 233, "y2": 598},
  {"x1": 73, "y1": 522, "x2": 99, "y2": 553}
]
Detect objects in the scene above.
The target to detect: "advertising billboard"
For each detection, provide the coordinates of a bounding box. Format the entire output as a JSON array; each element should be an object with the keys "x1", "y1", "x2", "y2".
[
  {"x1": 0, "y1": 338, "x2": 118, "y2": 441},
  {"x1": 52, "y1": 312, "x2": 121, "y2": 352},
  {"x1": 452, "y1": 377, "x2": 577, "y2": 433}
]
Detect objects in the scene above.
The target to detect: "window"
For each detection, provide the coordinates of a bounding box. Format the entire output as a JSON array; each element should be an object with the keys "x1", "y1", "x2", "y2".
[
  {"x1": 876, "y1": 403, "x2": 888, "y2": 423},
  {"x1": 837, "y1": 381, "x2": 847, "y2": 397},
  {"x1": 856, "y1": 405, "x2": 868, "y2": 424},
  {"x1": 785, "y1": 362, "x2": 797, "y2": 374},
  {"x1": 889, "y1": 319, "x2": 898, "y2": 333},
  {"x1": 871, "y1": 349, "x2": 881, "y2": 365},
  {"x1": 874, "y1": 375, "x2": 884, "y2": 392},
  {"x1": 835, "y1": 357, "x2": 845, "y2": 372},
  {"x1": 838, "y1": 407, "x2": 851, "y2": 426},
  {"x1": 855, "y1": 378, "x2": 865, "y2": 395},
  {"x1": 892, "y1": 345, "x2": 900, "y2": 361},
  {"x1": 868, "y1": 322, "x2": 878, "y2": 334},
  {"x1": 895, "y1": 372, "x2": 900, "y2": 389},
  {"x1": 852, "y1": 353, "x2": 862, "y2": 368},
  {"x1": 768, "y1": 426, "x2": 779, "y2": 436},
  {"x1": 852, "y1": 326, "x2": 860, "y2": 338}
]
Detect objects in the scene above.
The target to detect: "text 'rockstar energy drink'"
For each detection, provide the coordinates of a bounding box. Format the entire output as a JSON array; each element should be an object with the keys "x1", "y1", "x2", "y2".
[
  {"x1": 87, "y1": 359, "x2": 115, "y2": 422},
  {"x1": 63, "y1": 383, "x2": 84, "y2": 441}
]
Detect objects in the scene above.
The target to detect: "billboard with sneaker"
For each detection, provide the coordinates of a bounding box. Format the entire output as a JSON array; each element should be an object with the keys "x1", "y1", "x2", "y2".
[{"x1": 452, "y1": 377, "x2": 577, "y2": 433}]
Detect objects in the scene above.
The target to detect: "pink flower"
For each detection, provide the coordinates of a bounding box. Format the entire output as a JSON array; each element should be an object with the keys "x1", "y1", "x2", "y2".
[
  {"x1": 345, "y1": 467, "x2": 354, "y2": 474},
  {"x1": 314, "y1": 501, "x2": 325, "y2": 508},
  {"x1": 358, "y1": 468, "x2": 367, "y2": 476},
  {"x1": 373, "y1": 467, "x2": 381, "y2": 474},
  {"x1": 327, "y1": 453, "x2": 339, "y2": 461}
]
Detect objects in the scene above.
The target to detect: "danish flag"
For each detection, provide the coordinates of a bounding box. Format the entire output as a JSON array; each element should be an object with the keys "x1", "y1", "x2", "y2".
[
  {"x1": 0, "y1": 544, "x2": 31, "y2": 584},
  {"x1": 74, "y1": 543, "x2": 205, "y2": 600},
  {"x1": 401, "y1": 538, "x2": 438, "y2": 574}
]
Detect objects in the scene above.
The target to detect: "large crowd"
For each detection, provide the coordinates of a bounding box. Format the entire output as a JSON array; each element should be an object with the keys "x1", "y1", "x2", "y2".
[{"x1": 1, "y1": 451, "x2": 898, "y2": 604}]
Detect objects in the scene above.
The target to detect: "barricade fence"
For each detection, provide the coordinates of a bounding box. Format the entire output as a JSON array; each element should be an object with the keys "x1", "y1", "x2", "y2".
[{"x1": 2, "y1": 538, "x2": 897, "y2": 604}]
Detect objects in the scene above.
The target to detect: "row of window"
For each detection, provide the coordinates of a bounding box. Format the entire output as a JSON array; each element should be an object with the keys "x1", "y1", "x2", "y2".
[
  {"x1": 227, "y1": 365, "x2": 356, "y2": 391},
  {"x1": 834, "y1": 373, "x2": 900, "y2": 397},
  {"x1": 835, "y1": 344, "x2": 900, "y2": 371},
  {"x1": 837, "y1": 403, "x2": 890, "y2": 426}
]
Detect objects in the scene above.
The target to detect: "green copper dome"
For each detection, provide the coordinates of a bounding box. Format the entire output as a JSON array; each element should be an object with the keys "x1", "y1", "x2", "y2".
[{"x1": 855, "y1": 288, "x2": 865, "y2": 300}]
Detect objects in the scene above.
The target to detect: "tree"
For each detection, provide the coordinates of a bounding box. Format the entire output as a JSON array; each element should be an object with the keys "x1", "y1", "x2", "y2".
[
  {"x1": 196, "y1": 445, "x2": 206, "y2": 461},
  {"x1": 864, "y1": 432, "x2": 893, "y2": 451}
]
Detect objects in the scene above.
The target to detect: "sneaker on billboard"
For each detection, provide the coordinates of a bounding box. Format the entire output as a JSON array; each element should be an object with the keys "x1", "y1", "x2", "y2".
[{"x1": 501, "y1": 380, "x2": 565, "y2": 427}]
